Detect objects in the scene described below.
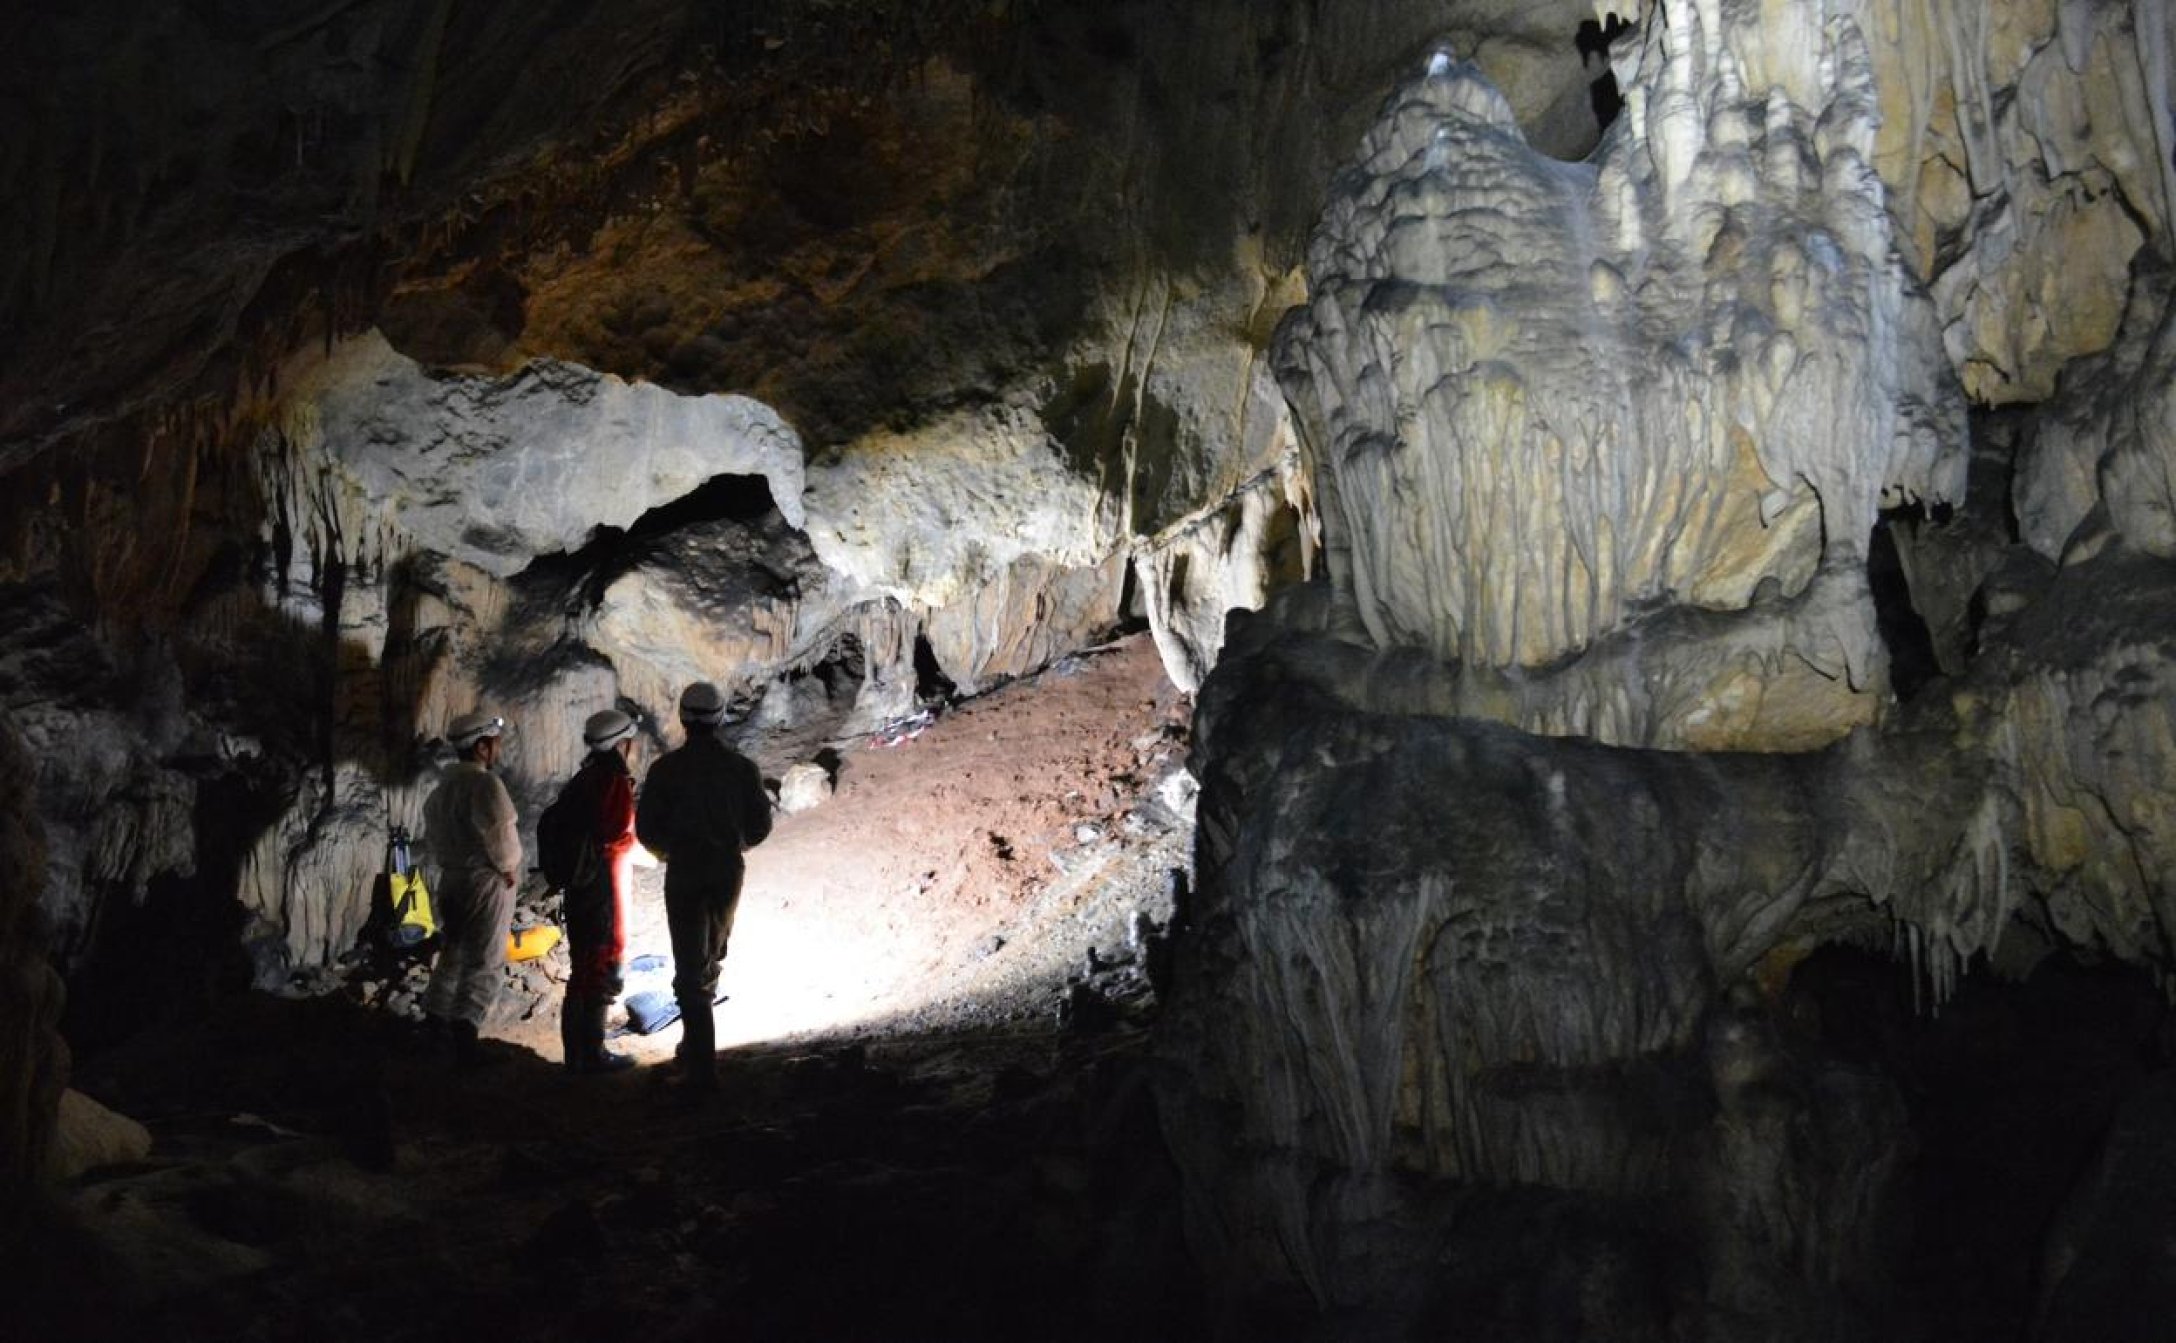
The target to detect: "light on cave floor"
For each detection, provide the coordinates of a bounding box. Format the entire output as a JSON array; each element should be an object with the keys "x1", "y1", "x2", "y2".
[{"x1": 593, "y1": 852, "x2": 935, "y2": 1059}]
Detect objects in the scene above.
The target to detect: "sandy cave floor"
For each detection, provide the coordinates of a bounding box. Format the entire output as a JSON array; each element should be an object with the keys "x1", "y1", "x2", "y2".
[{"x1": 35, "y1": 633, "x2": 1213, "y2": 1342}]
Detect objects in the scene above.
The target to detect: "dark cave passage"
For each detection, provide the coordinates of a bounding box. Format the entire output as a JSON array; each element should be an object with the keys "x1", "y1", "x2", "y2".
[
  {"x1": 1870, "y1": 511, "x2": 1942, "y2": 701},
  {"x1": 1788, "y1": 944, "x2": 2176, "y2": 1342}
]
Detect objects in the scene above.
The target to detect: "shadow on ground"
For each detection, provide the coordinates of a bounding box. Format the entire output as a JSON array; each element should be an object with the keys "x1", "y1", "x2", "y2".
[{"x1": 19, "y1": 990, "x2": 1204, "y2": 1342}]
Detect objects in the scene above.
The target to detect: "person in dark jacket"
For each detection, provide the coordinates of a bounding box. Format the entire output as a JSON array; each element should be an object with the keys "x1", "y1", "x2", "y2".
[
  {"x1": 558, "y1": 709, "x2": 641, "y2": 1074},
  {"x1": 635, "y1": 682, "x2": 773, "y2": 1093}
]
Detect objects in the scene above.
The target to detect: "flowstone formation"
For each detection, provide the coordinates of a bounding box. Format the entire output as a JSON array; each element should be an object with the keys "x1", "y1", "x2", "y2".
[
  {"x1": 1160, "y1": 2, "x2": 2176, "y2": 1333},
  {"x1": 1275, "y1": 12, "x2": 1965, "y2": 750}
]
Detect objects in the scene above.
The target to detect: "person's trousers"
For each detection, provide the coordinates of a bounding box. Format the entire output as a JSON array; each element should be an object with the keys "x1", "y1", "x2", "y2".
[
  {"x1": 665, "y1": 860, "x2": 746, "y2": 1079},
  {"x1": 422, "y1": 866, "x2": 514, "y2": 1029},
  {"x1": 564, "y1": 873, "x2": 626, "y2": 1001}
]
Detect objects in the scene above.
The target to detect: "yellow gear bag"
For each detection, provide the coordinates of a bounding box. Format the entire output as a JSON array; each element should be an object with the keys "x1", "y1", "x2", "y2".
[
  {"x1": 506, "y1": 924, "x2": 562, "y2": 961},
  {"x1": 388, "y1": 869, "x2": 436, "y2": 945},
  {"x1": 382, "y1": 824, "x2": 436, "y2": 949}
]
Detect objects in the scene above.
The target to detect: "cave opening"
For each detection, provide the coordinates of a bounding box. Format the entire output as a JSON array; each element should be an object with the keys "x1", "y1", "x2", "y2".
[
  {"x1": 508, "y1": 470, "x2": 789, "y2": 623},
  {"x1": 911, "y1": 630, "x2": 957, "y2": 704},
  {"x1": 1575, "y1": 12, "x2": 1632, "y2": 137},
  {"x1": 1869, "y1": 509, "x2": 1942, "y2": 701}
]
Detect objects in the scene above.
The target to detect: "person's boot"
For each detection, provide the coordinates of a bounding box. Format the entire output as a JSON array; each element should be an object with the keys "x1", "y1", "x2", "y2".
[
  {"x1": 675, "y1": 993, "x2": 716, "y2": 1095},
  {"x1": 413, "y1": 1013, "x2": 451, "y2": 1056},
  {"x1": 450, "y1": 1019, "x2": 504, "y2": 1071},
  {"x1": 586, "y1": 999, "x2": 635, "y2": 1073},
  {"x1": 560, "y1": 997, "x2": 589, "y2": 1074}
]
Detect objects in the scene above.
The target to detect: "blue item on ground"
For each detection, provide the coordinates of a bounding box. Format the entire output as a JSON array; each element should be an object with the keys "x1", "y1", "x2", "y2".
[{"x1": 622, "y1": 989, "x2": 682, "y2": 1035}]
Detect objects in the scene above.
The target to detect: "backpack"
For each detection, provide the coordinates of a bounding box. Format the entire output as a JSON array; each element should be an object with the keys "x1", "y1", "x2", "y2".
[
  {"x1": 383, "y1": 825, "x2": 436, "y2": 948},
  {"x1": 537, "y1": 775, "x2": 601, "y2": 892}
]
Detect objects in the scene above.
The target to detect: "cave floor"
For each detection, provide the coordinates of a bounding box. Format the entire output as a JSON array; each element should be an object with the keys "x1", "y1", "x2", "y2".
[{"x1": 47, "y1": 994, "x2": 1200, "y2": 1343}]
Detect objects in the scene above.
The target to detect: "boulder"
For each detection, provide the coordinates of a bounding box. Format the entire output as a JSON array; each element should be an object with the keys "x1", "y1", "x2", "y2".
[{"x1": 44, "y1": 1090, "x2": 152, "y2": 1182}]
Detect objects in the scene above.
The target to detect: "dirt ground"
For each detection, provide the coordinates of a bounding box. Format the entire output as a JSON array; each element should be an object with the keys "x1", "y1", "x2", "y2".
[
  {"x1": 26, "y1": 633, "x2": 1209, "y2": 1342},
  {"x1": 496, "y1": 629, "x2": 1196, "y2": 1060}
]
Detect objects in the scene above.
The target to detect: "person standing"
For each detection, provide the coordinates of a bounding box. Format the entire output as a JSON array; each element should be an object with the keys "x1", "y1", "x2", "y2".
[
  {"x1": 635, "y1": 683, "x2": 772, "y2": 1094},
  {"x1": 557, "y1": 709, "x2": 640, "y2": 1074},
  {"x1": 420, "y1": 710, "x2": 521, "y2": 1068}
]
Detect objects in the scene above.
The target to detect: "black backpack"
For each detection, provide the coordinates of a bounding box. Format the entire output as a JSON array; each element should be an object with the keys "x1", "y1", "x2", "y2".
[{"x1": 536, "y1": 777, "x2": 600, "y2": 892}]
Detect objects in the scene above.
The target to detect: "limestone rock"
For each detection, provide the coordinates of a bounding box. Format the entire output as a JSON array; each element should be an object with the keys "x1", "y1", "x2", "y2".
[
  {"x1": 43, "y1": 1089, "x2": 151, "y2": 1182},
  {"x1": 589, "y1": 507, "x2": 861, "y2": 724},
  {"x1": 0, "y1": 584, "x2": 214, "y2": 957},
  {"x1": 1274, "y1": 35, "x2": 1964, "y2": 740},
  {"x1": 2015, "y1": 283, "x2": 2176, "y2": 561},
  {"x1": 919, "y1": 553, "x2": 1128, "y2": 698},
  {"x1": 776, "y1": 763, "x2": 833, "y2": 815},
  {"x1": 0, "y1": 714, "x2": 66, "y2": 1188},
  {"x1": 800, "y1": 403, "x2": 1131, "y2": 694},
  {"x1": 1863, "y1": 0, "x2": 2166, "y2": 403},
  {"x1": 1136, "y1": 461, "x2": 1318, "y2": 694},
  {"x1": 237, "y1": 763, "x2": 396, "y2": 981},
  {"x1": 1978, "y1": 553, "x2": 2176, "y2": 972},
  {"x1": 801, "y1": 402, "x2": 1109, "y2": 613},
  {"x1": 279, "y1": 331, "x2": 807, "y2": 578},
  {"x1": 1156, "y1": 613, "x2": 2018, "y2": 1315}
]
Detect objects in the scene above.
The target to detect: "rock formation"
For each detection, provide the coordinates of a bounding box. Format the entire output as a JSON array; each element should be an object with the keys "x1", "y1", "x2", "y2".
[
  {"x1": 1276, "y1": 11, "x2": 1965, "y2": 747},
  {"x1": 0, "y1": 716, "x2": 66, "y2": 1189},
  {"x1": 1154, "y1": 2, "x2": 2176, "y2": 1332}
]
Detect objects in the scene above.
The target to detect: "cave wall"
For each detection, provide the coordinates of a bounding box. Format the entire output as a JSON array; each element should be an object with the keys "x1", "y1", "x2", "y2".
[
  {"x1": 0, "y1": 716, "x2": 66, "y2": 1188},
  {"x1": 1154, "y1": 0, "x2": 2176, "y2": 1332}
]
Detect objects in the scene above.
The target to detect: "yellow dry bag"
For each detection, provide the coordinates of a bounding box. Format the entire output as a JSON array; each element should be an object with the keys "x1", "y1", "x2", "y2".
[{"x1": 385, "y1": 826, "x2": 436, "y2": 948}]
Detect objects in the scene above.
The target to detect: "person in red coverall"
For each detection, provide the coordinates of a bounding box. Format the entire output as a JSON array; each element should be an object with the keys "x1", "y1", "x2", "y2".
[{"x1": 559, "y1": 709, "x2": 640, "y2": 1073}]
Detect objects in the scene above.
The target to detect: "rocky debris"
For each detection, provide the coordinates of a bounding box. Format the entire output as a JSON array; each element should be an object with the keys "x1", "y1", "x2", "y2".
[
  {"x1": 22, "y1": 980, "x2": 1202, "y2": 1341},
  {"x1": 775, "y1": 762, "x2": 833, "y2": 815},
  {"x1": 333, "y1": 880, "x2": 572, "y2": 1032}
]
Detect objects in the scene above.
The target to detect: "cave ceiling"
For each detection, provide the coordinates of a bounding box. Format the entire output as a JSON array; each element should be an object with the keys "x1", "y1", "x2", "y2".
[{"x1": 0, "y1": 0, "x2": 1606, "y2": 466}]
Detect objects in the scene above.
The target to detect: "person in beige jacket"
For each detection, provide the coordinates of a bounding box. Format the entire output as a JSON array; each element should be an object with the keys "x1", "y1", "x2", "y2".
[{"x1": 421, "y1": 711, "x2": 522, "y2": 1066}]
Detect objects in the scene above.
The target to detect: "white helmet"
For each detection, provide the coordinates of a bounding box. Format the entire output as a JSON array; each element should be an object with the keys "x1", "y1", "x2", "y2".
[
  {"x1": 447, "y1": 711, "x2": 505, "y2": 749},
  {"x1": 679, "y1": 682, "x2": 728, "y2": 727},
  {"x1": 584, "y1": 709, "x2": 637, "y2": 750}
]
